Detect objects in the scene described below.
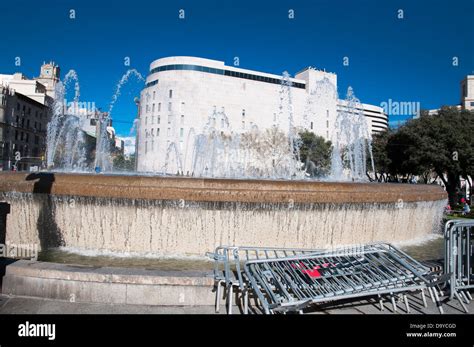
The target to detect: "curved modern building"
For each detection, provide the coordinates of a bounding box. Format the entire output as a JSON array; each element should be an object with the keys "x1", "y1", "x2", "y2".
[{"x1": 136, "y1": 56, "x2": 388, "y2": 173}]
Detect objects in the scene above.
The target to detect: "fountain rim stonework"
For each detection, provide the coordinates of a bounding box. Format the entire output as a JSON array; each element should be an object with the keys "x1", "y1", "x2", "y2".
[
  {"x1": 0, "y1": 172, "x2": 446, "y2": 204},
  {"x1": 0, "y1": 172, "x2": 448, "y2": 306}
]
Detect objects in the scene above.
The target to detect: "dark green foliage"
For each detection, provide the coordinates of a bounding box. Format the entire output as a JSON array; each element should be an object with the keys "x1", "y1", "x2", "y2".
[
  {"x1": 113, "y1": 153, "x2": 136, "y2": 172},
  {"x1": 371, "y1": 107, "x2": 474, "y2": 205},
  {"x1": 299, "y1": 130, "x2": 332, "y2": 177}
]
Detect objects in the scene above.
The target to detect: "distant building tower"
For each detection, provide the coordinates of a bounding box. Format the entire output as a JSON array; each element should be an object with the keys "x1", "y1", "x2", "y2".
[
  {"x1": 461, "y1": 75, "x2": 474, "y2": 111},
  {"x1": 461, "y1": 75, "x2": 474, "y2": 110},
  {"x1": 35, "y1": 62, "x2": 60, "y2": 98}
]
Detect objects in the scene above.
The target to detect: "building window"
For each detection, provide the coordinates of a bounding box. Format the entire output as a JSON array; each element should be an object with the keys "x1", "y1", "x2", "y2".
[
  {"x1": 181, "y1": 102, "x2": 185, "y2": 112},
  {"x1": 242, "y1": 121, "x2": 245, "y2": 129},
  {"x1": 181, "y1": 115, "x2": 184, "y2": 125},
  {"x1": 326, "y1": 120, "x2": 329, "y2": 128},
  {"x1": 145, "y1": 117, "x2": 148, "y2": 125},
  {"x1": 157, "y1": 116, "x2": 161, "y2": 124},
  {"x1": 148, "y1": 64, "x2": 306, "y2": 89},
  {"x1": 168, "y1": 102, "x2": 172, "y2": 111},
  {"x1": 326, "y1": 110, "x2": 329, "y2": 118},
  {"x1": 151, "y1": 116, "x2": 155, "y2": 124},
  {"x1": 169, "y1": 90, "x2": 173, "y2": 98},
  {"x1": 310, "y1": 122, "x2": 313, "y2": 130},
  {"x1": 157, "y1": 128, "x2": 160, "y2": 137},
  {"x1": 158, "y1": 103, "x2": 161, "y2": 112},
  {"x1": 167, "y1": 127, "x2": 171, "y2": 137},
  {"x1": 152, "y1": 104, "x2": 155, "y2": 113},
  {"x1": 180, "y1": 128, "x2": 184, "y2": 138},
  {"x1": 151, "y1": 128, "x2": 154, "y2": 137},
  {"x1": 242, "y1": 109, "x2": 245, "y2": 116},
  {"x1": 153, "y1": 91, "x2": 156, "y2": 100},
  {"x1": 168, "y1": 115, "x2": 172, "y2": 124},
  {"x1": 146, "y1": 104, "x2": 149, "y2": 113}
]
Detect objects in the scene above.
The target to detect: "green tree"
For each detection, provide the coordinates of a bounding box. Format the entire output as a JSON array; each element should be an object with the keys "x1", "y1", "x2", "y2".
[
  {"x1": 371, "y1": 130, "x2": 392, "y2": 182},
  {"x1": 298, "y1": 131, "x2": 332, "y2": 177},
  {"x1": 374, "y1": 107, "x2": 474, "y2": 205},
  {"x1": 113, "y1": 153, "x2": 136, "y2": 172}
]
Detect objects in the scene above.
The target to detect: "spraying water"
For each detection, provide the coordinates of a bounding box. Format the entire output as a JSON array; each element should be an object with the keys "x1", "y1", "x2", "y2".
[
  {"x1": 46, "y1": 70, "x2": 89, "y2": 171},
  {"x1": 95, "y1": 69, "x2": 144, "y2": 172},
  {"x1": 330, "y1": 87, "x2": 375, "y2": 180},
  {"x1": 46, "y1": 68, "x2": 374, "y2": 181}
]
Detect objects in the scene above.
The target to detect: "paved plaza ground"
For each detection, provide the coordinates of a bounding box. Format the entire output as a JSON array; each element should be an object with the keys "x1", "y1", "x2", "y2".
[{"x1": 0, "y1": 291, "x2": 472, "y2": 315}]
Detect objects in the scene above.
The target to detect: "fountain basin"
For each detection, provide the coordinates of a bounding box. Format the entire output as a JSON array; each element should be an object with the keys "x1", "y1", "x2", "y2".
[{"x1": 0, "y1": 172, "x2": 447, "y2": 256}]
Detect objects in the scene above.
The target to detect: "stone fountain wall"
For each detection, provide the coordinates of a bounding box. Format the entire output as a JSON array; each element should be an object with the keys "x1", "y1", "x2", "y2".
[{"x1": 0, "y1": 173, "x2": 447, "y2": 256}]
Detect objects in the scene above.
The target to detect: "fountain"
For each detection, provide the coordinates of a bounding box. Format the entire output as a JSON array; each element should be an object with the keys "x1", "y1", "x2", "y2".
[
  {"x1": 0, "y1": 67, "x2": 448, "y2": 307},
  {"x1": 46, "y1": 69, "x2": 144, "y2": 173},
  {"x1": 0, "y1": 68, "x2": 447, "y2": 256},
  {"x1": 95, "y1": 69, "x2": 144, "y2": 172},
  {"x1": 187, "y1": 107, "x2": 303, "y2": 179},
  {"x1": 331, "y1": 87, "x2": 375, "y2": 181},
  {"x1": 46, "y1": 70, "x2": 90, "y2": 171}
]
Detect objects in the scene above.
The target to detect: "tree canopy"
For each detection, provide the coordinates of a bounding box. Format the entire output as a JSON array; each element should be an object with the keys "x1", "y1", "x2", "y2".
[
  {"x1": 371, "y1": 107, "x2": 474, "y2": 205},
  {"x1": 298, "y1": 131, "x2": 332, "y2": 177}
]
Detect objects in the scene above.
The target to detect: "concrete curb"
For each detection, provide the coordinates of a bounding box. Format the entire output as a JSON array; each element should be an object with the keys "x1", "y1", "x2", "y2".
[{"x1": 2, "y1": 260, "x2": 216, "y2": 306}]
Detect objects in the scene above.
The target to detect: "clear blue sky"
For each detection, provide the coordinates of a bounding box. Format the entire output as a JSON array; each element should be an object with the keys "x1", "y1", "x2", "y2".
[{"x1": 0, "y1": 0, "x2": 472, "y2": 136}]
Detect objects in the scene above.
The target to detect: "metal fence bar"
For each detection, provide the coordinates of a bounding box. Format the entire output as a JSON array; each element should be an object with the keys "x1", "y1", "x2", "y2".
[
  {"x1": 443, "y1": 220, "x2": 474, "y2": 311},
  {"x1": 206, "y1": 245, "x2": 323, "y2": 313},
  {"x1": 243, "y1": 243, "x2": 440, "y2": 314}
]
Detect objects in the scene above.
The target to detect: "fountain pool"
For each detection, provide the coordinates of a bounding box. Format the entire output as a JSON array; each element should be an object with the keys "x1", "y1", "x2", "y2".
[{"x1": 0, "y1": 172, "x2": 446, "y2": 257}]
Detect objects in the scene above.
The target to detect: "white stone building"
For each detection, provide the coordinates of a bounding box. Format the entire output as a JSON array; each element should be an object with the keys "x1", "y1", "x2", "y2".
[
  {"x1": 136, "y1": 56, "x2": 388, "y2": 173},
  {"x1": 461, "y1": 75, "x2": 474, "y2": 111}
]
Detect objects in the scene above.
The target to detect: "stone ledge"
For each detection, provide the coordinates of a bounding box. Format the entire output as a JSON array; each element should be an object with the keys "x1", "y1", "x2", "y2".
[
  {"x1": 2, "y1": 260, "x2": 216, "y2": 306},
  {"x1": 0, "y1": 172, "x2": 447, "y2": 204}
]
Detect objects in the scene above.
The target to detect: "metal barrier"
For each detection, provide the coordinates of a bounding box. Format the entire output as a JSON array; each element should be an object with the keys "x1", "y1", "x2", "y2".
[
  {"x1": 443, "y1": 219, "x2": 474, "y2": 312},
  {"x1": 206, "y1": 246, "x2": 321, "y2": 313},
  {"x1": 243, "y1": 243, "x2": 443, "y2": 314}
]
